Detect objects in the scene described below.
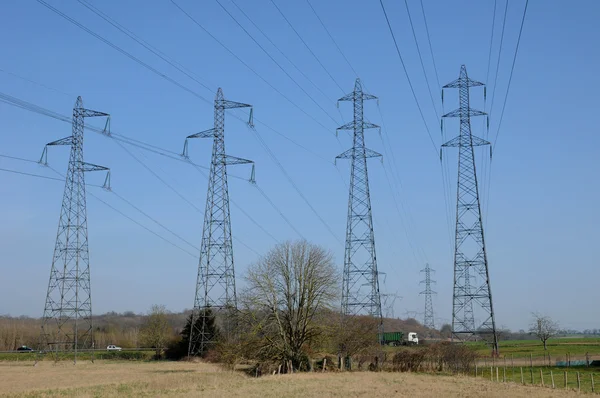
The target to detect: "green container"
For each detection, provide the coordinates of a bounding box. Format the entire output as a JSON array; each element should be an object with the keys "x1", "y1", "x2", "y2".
[{"x1": 380, "y1": 331, "x2": 403, "y2": 342}]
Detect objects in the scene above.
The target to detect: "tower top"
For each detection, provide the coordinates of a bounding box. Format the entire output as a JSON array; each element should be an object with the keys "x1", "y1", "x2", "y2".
[{"x1": 443, "y1": 65, "x2": 484, "y2": 89}]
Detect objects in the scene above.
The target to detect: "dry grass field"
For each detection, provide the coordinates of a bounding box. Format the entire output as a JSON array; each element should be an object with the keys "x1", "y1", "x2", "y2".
[{"x1": 0, "y1": 360, "x2": 587, "y2": 397}]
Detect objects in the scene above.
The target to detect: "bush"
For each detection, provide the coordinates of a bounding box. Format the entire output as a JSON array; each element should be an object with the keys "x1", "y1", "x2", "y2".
[
  {"x1": 440, "y1": 343, "x2": 477, "y2": 373},
  {"x1": 95, "y1": 350, "x2": 152, "y2": 360},
  {"x1": 164, "y1": 337, "x2": 187, "y2": 360},
  {"x1": 392, "y1": 349, "x2": 427, "y2": 372}
]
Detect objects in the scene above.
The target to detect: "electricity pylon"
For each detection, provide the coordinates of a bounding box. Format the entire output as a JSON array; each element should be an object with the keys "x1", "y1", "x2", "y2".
[
  {"x1": 38, "y1": 96, "x2": 110, "y2": 364},
  {"x1": 337, "y1": 78, "x2": 383, "y2": 331},
  {"x1": 441, "y1": 65, "x2": 498, "y2": 355},
  {"x1": 420, "y1": 263, "x2": 436, "y2": 329},
  {"x1": 184, "y1": 88, "x2": 254, "y2": 357}
]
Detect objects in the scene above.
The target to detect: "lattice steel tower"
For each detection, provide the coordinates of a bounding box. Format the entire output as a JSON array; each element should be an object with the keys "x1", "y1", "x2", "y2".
[
  {"x1": 420, "y1": 264, "x2": 436, "y2": 330},
  {"x1": 39, "y1": 96, "x2": 110, "y2": 363},
  {"x1": 337, "y1": 79, "x2": 383, "y2": 327},
  {"x1": 441, "y1": 65, "x2": 498, "y2": 354},
  {"x1": 184, "y1": 88, "x2": 254, "y2": 356}
]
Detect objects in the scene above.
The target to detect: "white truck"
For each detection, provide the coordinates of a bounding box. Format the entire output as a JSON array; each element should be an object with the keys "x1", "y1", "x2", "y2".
[{"x1": 380, "y1": 331, "x2": 419, "y2": 346}]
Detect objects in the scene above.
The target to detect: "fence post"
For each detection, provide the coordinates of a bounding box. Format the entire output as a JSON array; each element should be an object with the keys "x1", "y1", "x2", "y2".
[
  {"x1": 530, "y1": 353, "x2": 533, "y2": 368},
  {"x1": 490, "y1": 366, "x2": 493, "y2": 382},
  {"x1": 551, "y1": 370, "x2": 555, "y2": 388},
  {"x1": 586, "y1": 352, "x2": 590, "y2": 367},
  {"x1": 322, "y1": 358, "x2": 326, "y2": 372},
  {"x1": 530, "y1": 367, "x2": 534, "y2": 384},
  {"x1": 564, "y1": 371, "x2": 568, "y2": 389},
  {"x1": 540, "y1": 369, "x2": 544, "y2": 387},
  {"x1": 548, "y1": 353, "x2": 551, "y2": 367},
  {"x1": 496, "y1": 367, "x2": 499, "y2": 382},
  {"x1": 511, "y1": 354, "x2": 514, "y2": 382},
  {"x1": 591, "y1": 373, "x2": 595, "y2": 393},
  {"x1": 503, "y1": 367, "x2": 506, "y2": 383},
  {"x1": 577, "y1": 372, "x2": 580, "y2": 392},
  {"x1": 520, "y1": 367, "x2": 524, "y2": 384}
]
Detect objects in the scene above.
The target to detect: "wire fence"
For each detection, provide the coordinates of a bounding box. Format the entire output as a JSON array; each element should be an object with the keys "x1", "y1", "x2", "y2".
[
  {"x1": 476, "y1": 352, "x2": 600, "y2": 368},
  {"x1": 473, "y1": 357, "x2": 600, "y2": 394}
]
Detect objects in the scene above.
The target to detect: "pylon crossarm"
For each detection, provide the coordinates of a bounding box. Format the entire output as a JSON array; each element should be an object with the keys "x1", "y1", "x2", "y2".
[
  {"x1": 224, "y1": 155, "x2": 253, "y2": 166},
  {"x1": 363, "y1": 148, "x2": 383, "y2": 159},
  {"x1": 335, "y1": 148, "x2": 353, "y2": 160},
  {"x1": 187, "y1": 128, "x2": 216, "y2": 140},
  {"x1": 363, "y1": 122, "x2": 380, "y2": 130},
  {"x1": 441, "y1": 136, "x2": 461, "y2": 147},
  {"x1": 221, "y1": 100, "x2": 251, "y2": 110},
  {"x1": 80, "y1": 162, "x2": 109, "y2": 172},
  {"x1": 443, "y1": 77, "x2": 484, "y2": 89},
  {"x1": 182, "y1": 129, "x2": 216, "y2": 158},
  {"x1": 81, "y1": 109, "x2": 109, "y2": 118},
  {"x1": 470, "y1": 136, "x2": 491, "y2": 147},
  {"x1": 39, "y1": 137, "x2": 74, "y2": 165},
  {"x1": 443, "y1": 108, "x2": 486, "y2": 118},
  {"x1": 337, "y1": 121, "x2": 354, "y2": 131},
  {"x1": 47, "y1": 136, "x2": 74, "y2": 146}
]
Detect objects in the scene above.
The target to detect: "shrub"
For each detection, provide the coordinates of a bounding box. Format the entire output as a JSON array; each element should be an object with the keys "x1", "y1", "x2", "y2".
[{"x1": 440, "y1": 343, "x2": 477, "y2": 373}]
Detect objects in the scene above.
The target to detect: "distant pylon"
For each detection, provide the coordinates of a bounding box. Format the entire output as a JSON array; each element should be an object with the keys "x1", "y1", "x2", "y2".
[
  {"x1": 184, "y1": 88, "x2": 255, "y2": 357},
  {"x1": 38, "y1": 96, "x2": 111, "y2": 363},
  {"x1": 337, "y1": 79, "x2": 383, "y2": 331},
  {"x1": 420, "y1": 264, "x2": 436, "y2": 329},
  {"x1": 441, "y1": 65, "x2": 498, "y2": 355}
]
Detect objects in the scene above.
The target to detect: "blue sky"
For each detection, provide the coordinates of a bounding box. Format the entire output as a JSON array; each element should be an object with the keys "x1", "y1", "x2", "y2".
[{"x1": 0, "y1": 0, "x2": 598, "y2": 331}]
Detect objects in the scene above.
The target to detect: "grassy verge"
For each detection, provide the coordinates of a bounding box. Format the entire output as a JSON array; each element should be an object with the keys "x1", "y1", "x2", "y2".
[{"x1": 0, "y1": 350, "x2": 153, "y2": 361}]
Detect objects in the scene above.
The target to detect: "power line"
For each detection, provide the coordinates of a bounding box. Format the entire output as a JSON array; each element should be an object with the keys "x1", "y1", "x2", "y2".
[
  {"x1": 77, "y1": 0, "x2": 214, "y2": 93},
  {"x1": 214, "y1": 0, "x2": 340, "y2": 125},
  {"x1": 34, "y1": 0, "x2": 215, "y2": 107},
  {"x1": 186, "y1": 161, "x2": 281, "y2": 244},
  {"x1": 111, "y1": 189, "x2": 199, "y2": 252},
  {"x1": 225, "y1": 0, "x2": 338, "y2": 106},
  {"x1": 169, "y1": 0, "x2": 334, "y2": 133},
  {"x1": 0, "y1": 153, "x2": 40, "y2": 164},
  {"x1": 485, "y1": 0, "x2": 529, "y2": 224},
  {"x1": 403, "y1": 0, "x2": 439, "y2": 120},
  {"x1": 0, "y1": 90, "x2": 304, "y2": 247},
  {"x1": 492, "y1": 0, "x2": 529, "y2": 150},
  {"x1": 418, "y1": 0, "x2": 441, "y2": 93},
  {"x1": 488, "y1": 0, "x2": 509, "y2": 118},
  {"x1": 250, "y1": 125, "x2": 342, "y2": 245},
  {"x1": 416, "y1": 0, "x2": 454, "y2": 248},
  {"x1": 0, "y1": 91, "x2": 255, "y2": 180},
  {"x1": 268, "y1": 0, "x2": 344, "y2": 93},
  {"x1": 305, "y1": 0, "x2": 359, "y2": 78},
  {"x1": 299, "y1": 1, "x2": 436, "y2": 266},
  {"x1": 30, "y1": 1, "x2": 341, "y2": 247},
  {"x1": 34, "y1": 0, "x2": 341, "y2": 168},
  {"x1": 61, "y1": 0, "x2": 334, "y2": 165},
  {"x1": 484, "y1": 0, "x2": 499, "y2": 93},
  {"x1": 42, "y1": 162, "x2": 199, "y2": 258},
  {"x1": 0, "y1": 166, "x2": 68, "y2": 183},
  {"x1": 0, "y1": 68, "x2": 73, "y2": 98},
  {"x1": 253, "y1": 184, "x2": 305, "y2": 240},
  {"x1": 377, "y1": 0, "x2": 438, "y2": 155}
]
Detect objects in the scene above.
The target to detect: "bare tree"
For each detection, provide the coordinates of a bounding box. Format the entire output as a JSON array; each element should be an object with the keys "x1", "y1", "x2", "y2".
[
  {"x1": 529, "y1": 313, "x2": 559, "y2": 350},
  {"x1": 241, "y1": 240, "x2": 338, "y2": 370},
  {"x1": 141, "y1": 305, "x2": 170, "y2": 358}
]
